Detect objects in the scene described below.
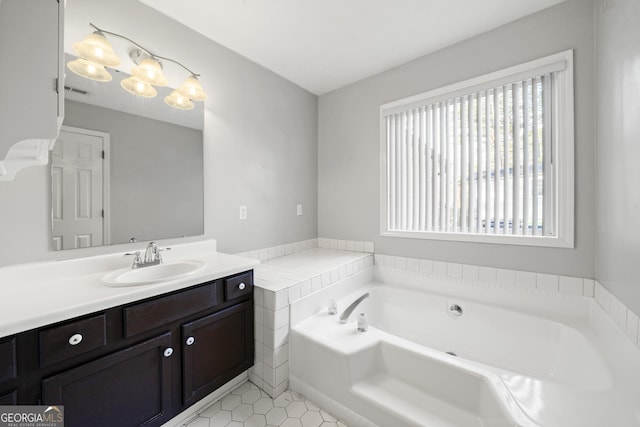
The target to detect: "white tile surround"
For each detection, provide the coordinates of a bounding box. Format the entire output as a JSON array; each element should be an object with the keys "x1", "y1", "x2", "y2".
[
  {"x1": 235, "y1": 240, "x2": 375, "y2": 397},
  {"x1": 373, "y1": 254, "x2": 596, "y2": 297},
  {"x1": 595, "y1": 281, "x2": 640, "y2": 349},
  {"x1": 234, "y1": 238, "x2": 374, "y2": 266},
  {"x1": 373, "y1": 253, "x2": 640, "y2": 352},
  {"x1": 235, "y1": 238, "x2": 640, "y2": 401}
]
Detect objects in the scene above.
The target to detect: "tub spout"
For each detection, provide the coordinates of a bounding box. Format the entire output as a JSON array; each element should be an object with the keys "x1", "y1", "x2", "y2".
[{"x1": 339, "y1": 293, "x2": 370, "y2": 324}]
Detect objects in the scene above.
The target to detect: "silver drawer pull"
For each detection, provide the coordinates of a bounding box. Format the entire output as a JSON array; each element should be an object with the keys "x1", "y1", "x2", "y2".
[
  {"x1": 163, "y1": 347, "x2": 174, "y2": 358},
  {"x1": 186, "y1": 336, "x2": 195, "y2": 346},
  {"x1": 68, "y1": 334, "x2": 83, "y2": 346},
  {"x1": 238, "y1": 283, "x2": 246, "y2": 290},
  {"x1": 449, "y1": 304, "x2": 463, "y2": 317}
]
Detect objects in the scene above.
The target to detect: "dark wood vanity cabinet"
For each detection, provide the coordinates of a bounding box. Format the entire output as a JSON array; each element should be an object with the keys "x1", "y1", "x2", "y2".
[
  {"x1": 42, "y1": 333, "x2": 173, "y2": 427},
  {"x1": 182, "y1": 300, "x2": 253, "y2": 406},
  {"x1": 0, "y1": 336, "x2": 17, "y2": 405},
  {"x1": 5, "y1": 270, "x2": 254, "y2": 427}
]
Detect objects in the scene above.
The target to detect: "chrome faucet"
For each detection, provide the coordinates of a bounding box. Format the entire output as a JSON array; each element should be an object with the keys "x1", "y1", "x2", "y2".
[
  {"x1": 144, "y1": 242, "x2": 162, "y2": 265},
  {"x1": 339, "y1": 293, "x2": 370, "y2": 324},
  {"x1": 125, "y1": 242, "x2": 167, "y2": 269}
]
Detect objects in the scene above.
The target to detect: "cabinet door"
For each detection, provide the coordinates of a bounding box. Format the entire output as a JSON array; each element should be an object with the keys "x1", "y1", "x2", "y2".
[
  {"x1": 42, "y1": 333, "x2": 173, "y2": 427},
  {"x1": 0, "y1": 390, "x2": 17, "y2": 405},
  {"x1": 0, "y1": 337, "x2": 16, "y2": 384},
  {"x1": 182, "y1": 301, "x2": 254, "y2": 406}
]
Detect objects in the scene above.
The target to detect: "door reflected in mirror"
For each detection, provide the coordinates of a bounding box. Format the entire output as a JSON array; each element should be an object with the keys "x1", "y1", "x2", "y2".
[{"x1": 51, "y1": 53, "x2": 204, "y2": 251}]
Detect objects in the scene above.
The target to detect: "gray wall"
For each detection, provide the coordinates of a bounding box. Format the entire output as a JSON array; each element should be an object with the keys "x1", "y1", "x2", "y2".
[
  {"x1": 318, "y1": 0, "x2": 596, "y2": 278},
  {"x1": 0, "y1": 167, "x2": 51, "y2": 266},
  {"x1": 64, "y1": 100, "x2": 204, "y2": 245},
  {"x1": 0, "y1": 0, "x2": 317, "y2": 266},
  {"x1": 595, "y1": 0, "x2": 640, "y2": 315}
]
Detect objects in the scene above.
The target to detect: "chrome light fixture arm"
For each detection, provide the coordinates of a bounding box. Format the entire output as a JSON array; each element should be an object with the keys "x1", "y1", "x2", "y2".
[{"x1": 88, "y1": 23, "x2": 200, "y2": 77}]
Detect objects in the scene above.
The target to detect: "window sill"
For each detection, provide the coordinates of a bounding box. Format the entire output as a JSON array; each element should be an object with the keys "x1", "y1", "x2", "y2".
[{"x1": 381, "y1": 229, "x2": 574, "y2": 248}]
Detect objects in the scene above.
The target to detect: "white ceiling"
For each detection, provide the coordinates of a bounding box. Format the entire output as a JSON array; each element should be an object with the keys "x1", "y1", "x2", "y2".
[{"x1": 139, "y1": 0, "x2": 568, "y2": 95}]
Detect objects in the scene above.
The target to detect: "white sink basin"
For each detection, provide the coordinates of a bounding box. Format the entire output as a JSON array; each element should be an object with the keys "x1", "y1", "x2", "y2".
[{"x1": 102, "y1": 260, "x2": 206, "y2": 287}]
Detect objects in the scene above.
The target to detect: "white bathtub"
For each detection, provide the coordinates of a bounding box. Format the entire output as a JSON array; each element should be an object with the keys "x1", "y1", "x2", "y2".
[
  {"x1": 289, "y1": 273, "x2": 640, "y2": 427},
  {"x1": 363, "y1": 285, "x2": 612, "y2": 391}
]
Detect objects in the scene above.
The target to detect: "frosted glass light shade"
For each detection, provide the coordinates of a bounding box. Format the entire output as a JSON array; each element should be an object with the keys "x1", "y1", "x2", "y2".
[
  {"x1": 177, "y1": 75, "x2": 206, "y2": 101},
  {"x1": 164, "y1": 90, "x2": 194, "y2": 110},
  {"x1": 67, "y1": 58, "x2": 112, "y2": 82},
  {"x1": 120, "y1": 76, "x2": 157, "y2": 98},
  {"x1": 132, "y1": 58, "x2": 168, "y2": 86},
  {"x1": 73, "y1": 32, "x2": 121, "y2": 67}
]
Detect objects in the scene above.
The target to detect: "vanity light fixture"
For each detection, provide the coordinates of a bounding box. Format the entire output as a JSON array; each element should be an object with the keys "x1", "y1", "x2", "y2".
[
  {"x1": 177, "y1": 75, "x2": 207, "y2": 102},
  {"x1": 73, "y1": 31, "x2": 121, "y2": 67},
  {"x1": 66, "y1": 57, "x2": 112, "y2": 82},
  {"x1": 120, "y1": 76, "x2": 157, "y2": 98},
  {"x1": 67, "y1": 23, "x2": 206, "y2": 110},
  {"x1": 131, "y1": 56, "x2": 168, "y2": 87},
  {"x1": 164, "y1": 90, "x2": 194, "y2": 110}
]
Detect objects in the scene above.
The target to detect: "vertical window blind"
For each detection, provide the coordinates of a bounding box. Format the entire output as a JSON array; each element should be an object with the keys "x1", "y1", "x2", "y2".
[
  {"x1": 380, "y1": 50, "x2": 574, "y2": 247},
  {"x1": 384, "y1": 73, "x2": 558, "y2": 237}
]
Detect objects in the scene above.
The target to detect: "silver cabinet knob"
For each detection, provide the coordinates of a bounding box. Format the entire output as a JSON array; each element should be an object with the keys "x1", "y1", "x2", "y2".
[
  {"x1": 68, "y1": 334, "x2": 83, "y2": 346},
  {"x1": 163, "y1": 347, "x2": 173, "y2": 358},
  {"x1": 238, "y1": 283, "x2": 246, "y2": 290},
  {"x1": 186, "y1": 336, "x2": 195, "y2": 346},
  {"x1": 449, "y1": 304, "x2": 463, "y2": 317}
]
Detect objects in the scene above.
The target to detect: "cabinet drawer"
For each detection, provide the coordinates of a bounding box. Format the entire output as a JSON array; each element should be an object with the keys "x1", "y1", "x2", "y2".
[
  {"x1": 0, "y1": 337, "x2": 16, "y2": 383},
  {"x1": 224, "y1": 271, "x2": 253, "y2": 301},
  {"x1": 39, "y1": 314, "x2": 106, "y2": 368},
  {"x1": 124, "y1": 281, "x2": 219, "y2": 338}
]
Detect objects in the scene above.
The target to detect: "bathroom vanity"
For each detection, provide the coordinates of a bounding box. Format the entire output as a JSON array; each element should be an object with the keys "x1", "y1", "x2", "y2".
[{"x1": 0, "y1": 243, "x2": 257, "y2": 427}]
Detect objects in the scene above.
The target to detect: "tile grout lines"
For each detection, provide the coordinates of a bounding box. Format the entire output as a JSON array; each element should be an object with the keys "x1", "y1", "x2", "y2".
[{"x1": 184, "y1": 381, "x2": 347, "y2": 427}]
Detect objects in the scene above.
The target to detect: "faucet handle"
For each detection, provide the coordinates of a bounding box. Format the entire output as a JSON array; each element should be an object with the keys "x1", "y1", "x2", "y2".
[
  {"x1": 124, "y1": 251, "x2": 143, "y2": 268},
  {"x1": 155, "y1": 247, "x2": 171, "y2": 263}
]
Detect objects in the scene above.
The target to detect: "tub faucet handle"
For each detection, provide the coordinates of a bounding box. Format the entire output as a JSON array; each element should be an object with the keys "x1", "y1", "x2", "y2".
[
  {"x1": 357, "y1": 313, "x2": 368, "y2": 332},
  {"x1": 328, "y1": 299, "x2": 338, "y2": 315}
]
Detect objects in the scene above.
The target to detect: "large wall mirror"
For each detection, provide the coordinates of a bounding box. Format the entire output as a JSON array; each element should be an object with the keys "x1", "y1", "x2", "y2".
[{"x1": 52, "y1": 0, "x2": 204, "y2": 251}]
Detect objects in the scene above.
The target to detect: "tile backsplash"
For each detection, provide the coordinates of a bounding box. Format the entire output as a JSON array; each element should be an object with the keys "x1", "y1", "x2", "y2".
[
  {"x1": 317, "y1": 238, "x2": 374, "y2": 253},
  {"x1": 235, "y1": 239, "x2": 319, "y2": 262},
  {"x1": 595, "y1": 281, "x2": 640, "y2": 348},
  {"x1": 374, "y1": 252, "x2": 639, "y2": 352},
  {"x1": 373, "y1": 253, "x2": 596, "y2": 297}
]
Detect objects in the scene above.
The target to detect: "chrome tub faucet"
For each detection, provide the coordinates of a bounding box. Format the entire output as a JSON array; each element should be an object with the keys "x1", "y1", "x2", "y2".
[{"x1": 339, "y1": 293, "x2": 370, "y2": 324}]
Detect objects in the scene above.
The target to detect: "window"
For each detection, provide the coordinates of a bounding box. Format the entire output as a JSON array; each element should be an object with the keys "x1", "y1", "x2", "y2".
[{"x1": 380, "y1": 50, "x2": 574, "y2": 247}]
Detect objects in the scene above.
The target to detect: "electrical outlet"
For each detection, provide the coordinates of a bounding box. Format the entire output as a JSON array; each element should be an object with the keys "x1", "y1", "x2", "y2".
[
  {"x1": 239, "y1": 205, "x2": 247, "y2": 220},
  {"x1": 296, "y1": 204, "x2": 303, "y2": 216}
]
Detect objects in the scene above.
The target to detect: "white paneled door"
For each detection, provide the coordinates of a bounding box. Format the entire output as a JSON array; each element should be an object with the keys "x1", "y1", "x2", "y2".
[{"x1": 51, "y1": 126, "x2": 109, "y2": 250}]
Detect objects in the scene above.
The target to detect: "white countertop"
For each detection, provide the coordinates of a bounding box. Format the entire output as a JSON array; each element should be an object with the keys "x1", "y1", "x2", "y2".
[
  {"x1": 254, "y1": 248, "x2": 372, "y2": 291},
  {"x1": 0, "y1": 239, "x2": 259, "y2": 338}
]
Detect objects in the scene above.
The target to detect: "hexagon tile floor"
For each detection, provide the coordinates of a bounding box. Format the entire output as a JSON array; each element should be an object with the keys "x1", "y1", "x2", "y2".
[{"x1": 183, "y1": 381, "x2": 347, "y2": 427}]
